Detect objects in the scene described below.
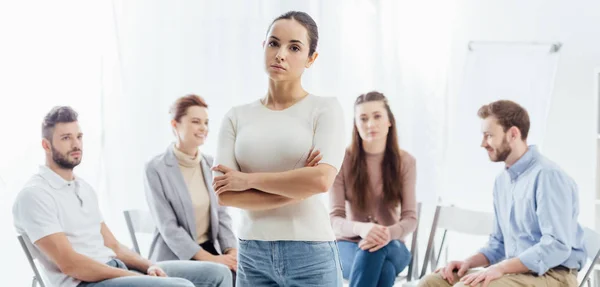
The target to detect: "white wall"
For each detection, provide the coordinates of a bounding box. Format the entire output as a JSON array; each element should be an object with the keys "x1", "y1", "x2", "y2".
[
  {"x1": 1, "y1": 1, "x2": 452, "y2": 284},
  {"x1": 0, "y1": 1, "x2": 108, "y2": 286},
  {"x1": 105, "y1": 0, "x2": 453, "y2": 232},
  {"x1": 2, "y1": 0, "x2": 599, "y2": 284},
  {"x1": 447, "y1": 0, "x2": 600, "y2": 229}
]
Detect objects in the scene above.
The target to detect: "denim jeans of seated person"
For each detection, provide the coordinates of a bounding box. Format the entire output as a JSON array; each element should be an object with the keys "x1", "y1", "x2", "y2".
[
  {"x1": 236, "y1": 240, "x2": 344, "y2": 287},
  {"x1": 338, "y1": 240, "x2": 411, "y2": 287},
  {"x1": 77, "y1": 258, "x2": 232, "y2": 287}
]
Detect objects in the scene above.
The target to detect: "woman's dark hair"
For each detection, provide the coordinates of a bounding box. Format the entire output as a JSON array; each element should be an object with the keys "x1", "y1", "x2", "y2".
[
  {"x1": 267, "y1": 11, "x2": 319, "y2": 56},
  {"x1": 348, "y1": 91, "x2": 403, "y2": 212}
]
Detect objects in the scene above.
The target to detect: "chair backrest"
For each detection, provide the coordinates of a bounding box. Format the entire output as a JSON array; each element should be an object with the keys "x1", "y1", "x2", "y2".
[
  {"x1": 123, "y1": 210, "x2": 156, "y2": 255},
  {"x1": 17, "y1": 235, "x2": 47, "y2": 287},
  {"x1": 406, "y1": 202, "x2": 422, "y2": 281},
  {"x1": 420, "y1": 205, "x2": 494, "y2": 278},
  {"x1": 435, "y1": 205, "x2": 494, "y2": 236},
  {"x1": 579, "y1": 227, "x2": 600, "y2": 287}
]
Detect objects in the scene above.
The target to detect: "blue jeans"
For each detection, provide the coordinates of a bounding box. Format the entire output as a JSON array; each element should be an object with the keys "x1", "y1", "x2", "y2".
[
  {"x1": 236, "y1": 240, "x2": 343, "y2": 287},
  {"x1": 338, "y1": 240, "x2": 411, "y2": 287},
  {"x1": 78, "y1": 259, "x2": 232, "y2": 287}
]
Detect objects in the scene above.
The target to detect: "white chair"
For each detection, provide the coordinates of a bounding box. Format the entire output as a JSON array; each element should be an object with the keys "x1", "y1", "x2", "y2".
[
  {"x1": 420, "y1": 205, "x2": 494, "y2": 279},
  {"x1": 123, "y1": 210, "x2": 156, "y2": 256},
  {"x1": 579, "y1": 227, "x2": 600, "y2": 287},
  {"x1": 17, "y1": 235, "x2": 47, "y2": 287}
]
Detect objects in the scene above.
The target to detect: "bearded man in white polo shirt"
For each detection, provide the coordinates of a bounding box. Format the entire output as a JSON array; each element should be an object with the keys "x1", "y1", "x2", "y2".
[{"x1": 12, "y1": 106, "x2": 232, "y2": 287}]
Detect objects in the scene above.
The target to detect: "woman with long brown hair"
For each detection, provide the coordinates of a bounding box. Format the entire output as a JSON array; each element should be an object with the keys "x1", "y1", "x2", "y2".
[{"x1": 330, "y1": 91, "x2": 417, "y2": 287}]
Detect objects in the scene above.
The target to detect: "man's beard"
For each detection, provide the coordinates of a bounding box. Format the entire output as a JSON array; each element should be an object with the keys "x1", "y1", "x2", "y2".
[
  {"x1": 491, "y1": 138, "x2": 511, "y2": 162},
  {"x1": 51, "y1": 146, "x2": 82, "y2": 169}
]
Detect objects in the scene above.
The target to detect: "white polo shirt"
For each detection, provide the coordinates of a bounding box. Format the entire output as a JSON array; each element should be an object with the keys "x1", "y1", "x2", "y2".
[{"x1": 12, "y1": 165, "x2": 116, "y2": 287}]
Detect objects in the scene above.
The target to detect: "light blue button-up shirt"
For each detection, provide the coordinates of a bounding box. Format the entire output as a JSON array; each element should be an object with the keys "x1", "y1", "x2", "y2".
[{"x1": 479, "y1": 146, "x2": 586, "y2": 275}]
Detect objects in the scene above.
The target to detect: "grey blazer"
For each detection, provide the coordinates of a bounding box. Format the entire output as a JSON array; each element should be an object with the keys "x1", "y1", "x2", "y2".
[{"x1": 143, "y1": 146, "x2": 237, "y2": 261}]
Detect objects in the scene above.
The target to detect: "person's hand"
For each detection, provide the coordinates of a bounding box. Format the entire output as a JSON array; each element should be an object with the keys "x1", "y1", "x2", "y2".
[
  {"x1": 147, "y1": 265, "x2": 168, "y2": 277},
  {"x1": 224, "y1": 248, "x2": 238, "y2": 259},
  {"x1": 212, "y1": 165, "x2": 250, "y2": 194},
  {"x1": 460, "y1": 265, "x2": 504, "y2": 287},
  {"x1": 434, "y1": 260, "x2": 470, "y2": 285},
  {"x1": 354, "y1": 223, "x2": 390, "y2": 246},
  {"x1": 353, "y1": 222, "x2": 374, "y2": 238},
  {"x1": 354, "y1": 223, "x2": 391, "y2": 252},
  {"x1": 305, "y1": 148, "x2": 322, "y2": 167},
  {"x1": 358, "y1": 236, "x2": 390, "y2": 252},
  {"x1": 224, "y1": 249, "x2": 238, "y2": 272},
  {"x1": 210, "y1": 254, "x2": 238, "y2": 272}
]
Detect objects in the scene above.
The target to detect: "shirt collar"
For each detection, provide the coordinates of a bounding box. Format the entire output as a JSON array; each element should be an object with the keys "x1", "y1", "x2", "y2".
[
  {"x1": 506, "y1": 145, "x2": 539, "y2": 181},
  {"x1": 38, "y1": 165, "x2": 77, "y2": 190}
]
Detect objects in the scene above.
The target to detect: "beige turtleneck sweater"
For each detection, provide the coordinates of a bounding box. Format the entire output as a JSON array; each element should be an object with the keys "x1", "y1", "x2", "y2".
[{"x1": 173, "y1": 145, "x2": 211, "y2": 244}]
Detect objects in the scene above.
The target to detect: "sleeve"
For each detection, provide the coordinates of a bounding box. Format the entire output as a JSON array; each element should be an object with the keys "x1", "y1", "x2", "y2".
[
  {"x1": 312, "y1": 98, "x2": 346, "y2": 172},
  {"x1": 205, "y1": 155, "x2": 238, "y2": 252},
  {"x1": 13, "y1": 188, "x2": 63, "y2": 243},
  {"x1": 389, "y1": 155, "x2": 418, "y2": 240},
  {"x1": 213, "y1": 108, "x2": 241, "y2": 178},
  {"x1": 478, "y1": 182, "x2": 506, "y2": 265},
  {"x1": 216, "y1": 205, "x2": 238, "y2": 252},
  {"x1": 329, "y1": 154, "x2": 358, "y2": 238},
  {"x1": 518, "y1": 170, "x2": 575, "y2": 275},
  {"x1": 143, "y1": 163, "x2": 202, "y2": 260}
]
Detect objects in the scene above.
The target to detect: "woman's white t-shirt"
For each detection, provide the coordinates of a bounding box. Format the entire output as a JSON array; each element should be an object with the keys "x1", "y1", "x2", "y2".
[{"x1": 214, "y1": 94, "x2": 346, "y2": 241}]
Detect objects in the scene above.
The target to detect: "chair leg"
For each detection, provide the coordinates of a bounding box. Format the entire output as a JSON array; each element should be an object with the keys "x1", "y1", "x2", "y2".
[
  {"x1": 32, "y1": 276, "x2": 38, "y2": 287},
  {"x1": 411, "y1": 247, "x2": 419, "y2": 280}
]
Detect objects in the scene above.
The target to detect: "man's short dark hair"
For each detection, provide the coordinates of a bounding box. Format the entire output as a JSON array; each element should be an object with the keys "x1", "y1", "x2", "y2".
[
  {"x1": 42, "y1": 106, "x2": 79, "y2": 141},
  {"x1": 477, "y1": 100, "x2": 530, "y2": 140}
]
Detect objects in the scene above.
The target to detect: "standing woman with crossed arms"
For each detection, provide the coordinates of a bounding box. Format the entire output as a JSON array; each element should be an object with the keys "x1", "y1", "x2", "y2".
[{"x1": 211, "y1": 11, "x2": 346, "y2": 287}]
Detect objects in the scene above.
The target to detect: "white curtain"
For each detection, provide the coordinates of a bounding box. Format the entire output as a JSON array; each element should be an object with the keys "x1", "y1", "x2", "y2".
[
  {"x1": 439, "y1": 42, "x2": 559, "y2": 262},
  {"x1": 443, "y1": 42, "x2": 559, "y2": 209},
  {"x1": 0, "y1": 0, "x2": 452, "y2": 284},
  {"x1": 106, "y1": 0, "x2": 452, "y2": 222},
  {"x1": 0, "y1": 0, "x2": 113, "y2": 285}
]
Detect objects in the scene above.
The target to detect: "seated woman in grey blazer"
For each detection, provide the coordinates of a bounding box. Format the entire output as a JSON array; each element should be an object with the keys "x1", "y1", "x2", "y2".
[{"x1": 143, "y1": 94, "x2": 238, "y2": 273}]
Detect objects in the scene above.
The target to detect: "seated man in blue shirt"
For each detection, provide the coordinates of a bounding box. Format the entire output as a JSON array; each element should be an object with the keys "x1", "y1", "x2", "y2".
[{"x1": 419, "y1": 100, "x2": 586, "y2": 287}]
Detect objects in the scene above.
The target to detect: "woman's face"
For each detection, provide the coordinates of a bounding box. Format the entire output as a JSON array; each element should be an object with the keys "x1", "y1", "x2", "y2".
[
  {"x1": 355, "y1": 101, "x2": 391, "y2": 143},
  {"x1": 172, "y1": 106, "x2": 209, "y2": 147},
  {"x1": 263, "y1": 19, "x2": 317, "y2": 82}
]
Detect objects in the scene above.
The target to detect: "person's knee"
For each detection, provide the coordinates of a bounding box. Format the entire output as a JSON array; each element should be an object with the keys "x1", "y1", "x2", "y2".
[
  {"x1": 173, "y1": 261, "x2": 232, "y2": 286},
  {"x1": 382, "y1": 241, "x2": 411, "y2": 273},
  {"x1": 386, "y1": 240, "x2": 402, "y2": 249},
  {"x1": 380, "y1": 260, "x2": 397, "y2": 281},
  {"x1": 396, "y1": 250, "x2": 412, "y2": 272},
  {"x1": 417, "y1": 273, "x2": 448, "y2": 287},
  {"x1": 356, "y1": 247, "x2": 386, "y2": 259},
  {"x1": 389, "y1": 240, "x2": 410, "y2": 258},
  {"x1": 210, "y1": 263, "x2": 232, "y2": 282},
  {"x1": 352, "y1": 248, "x2": 386, "y2": 271}
]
